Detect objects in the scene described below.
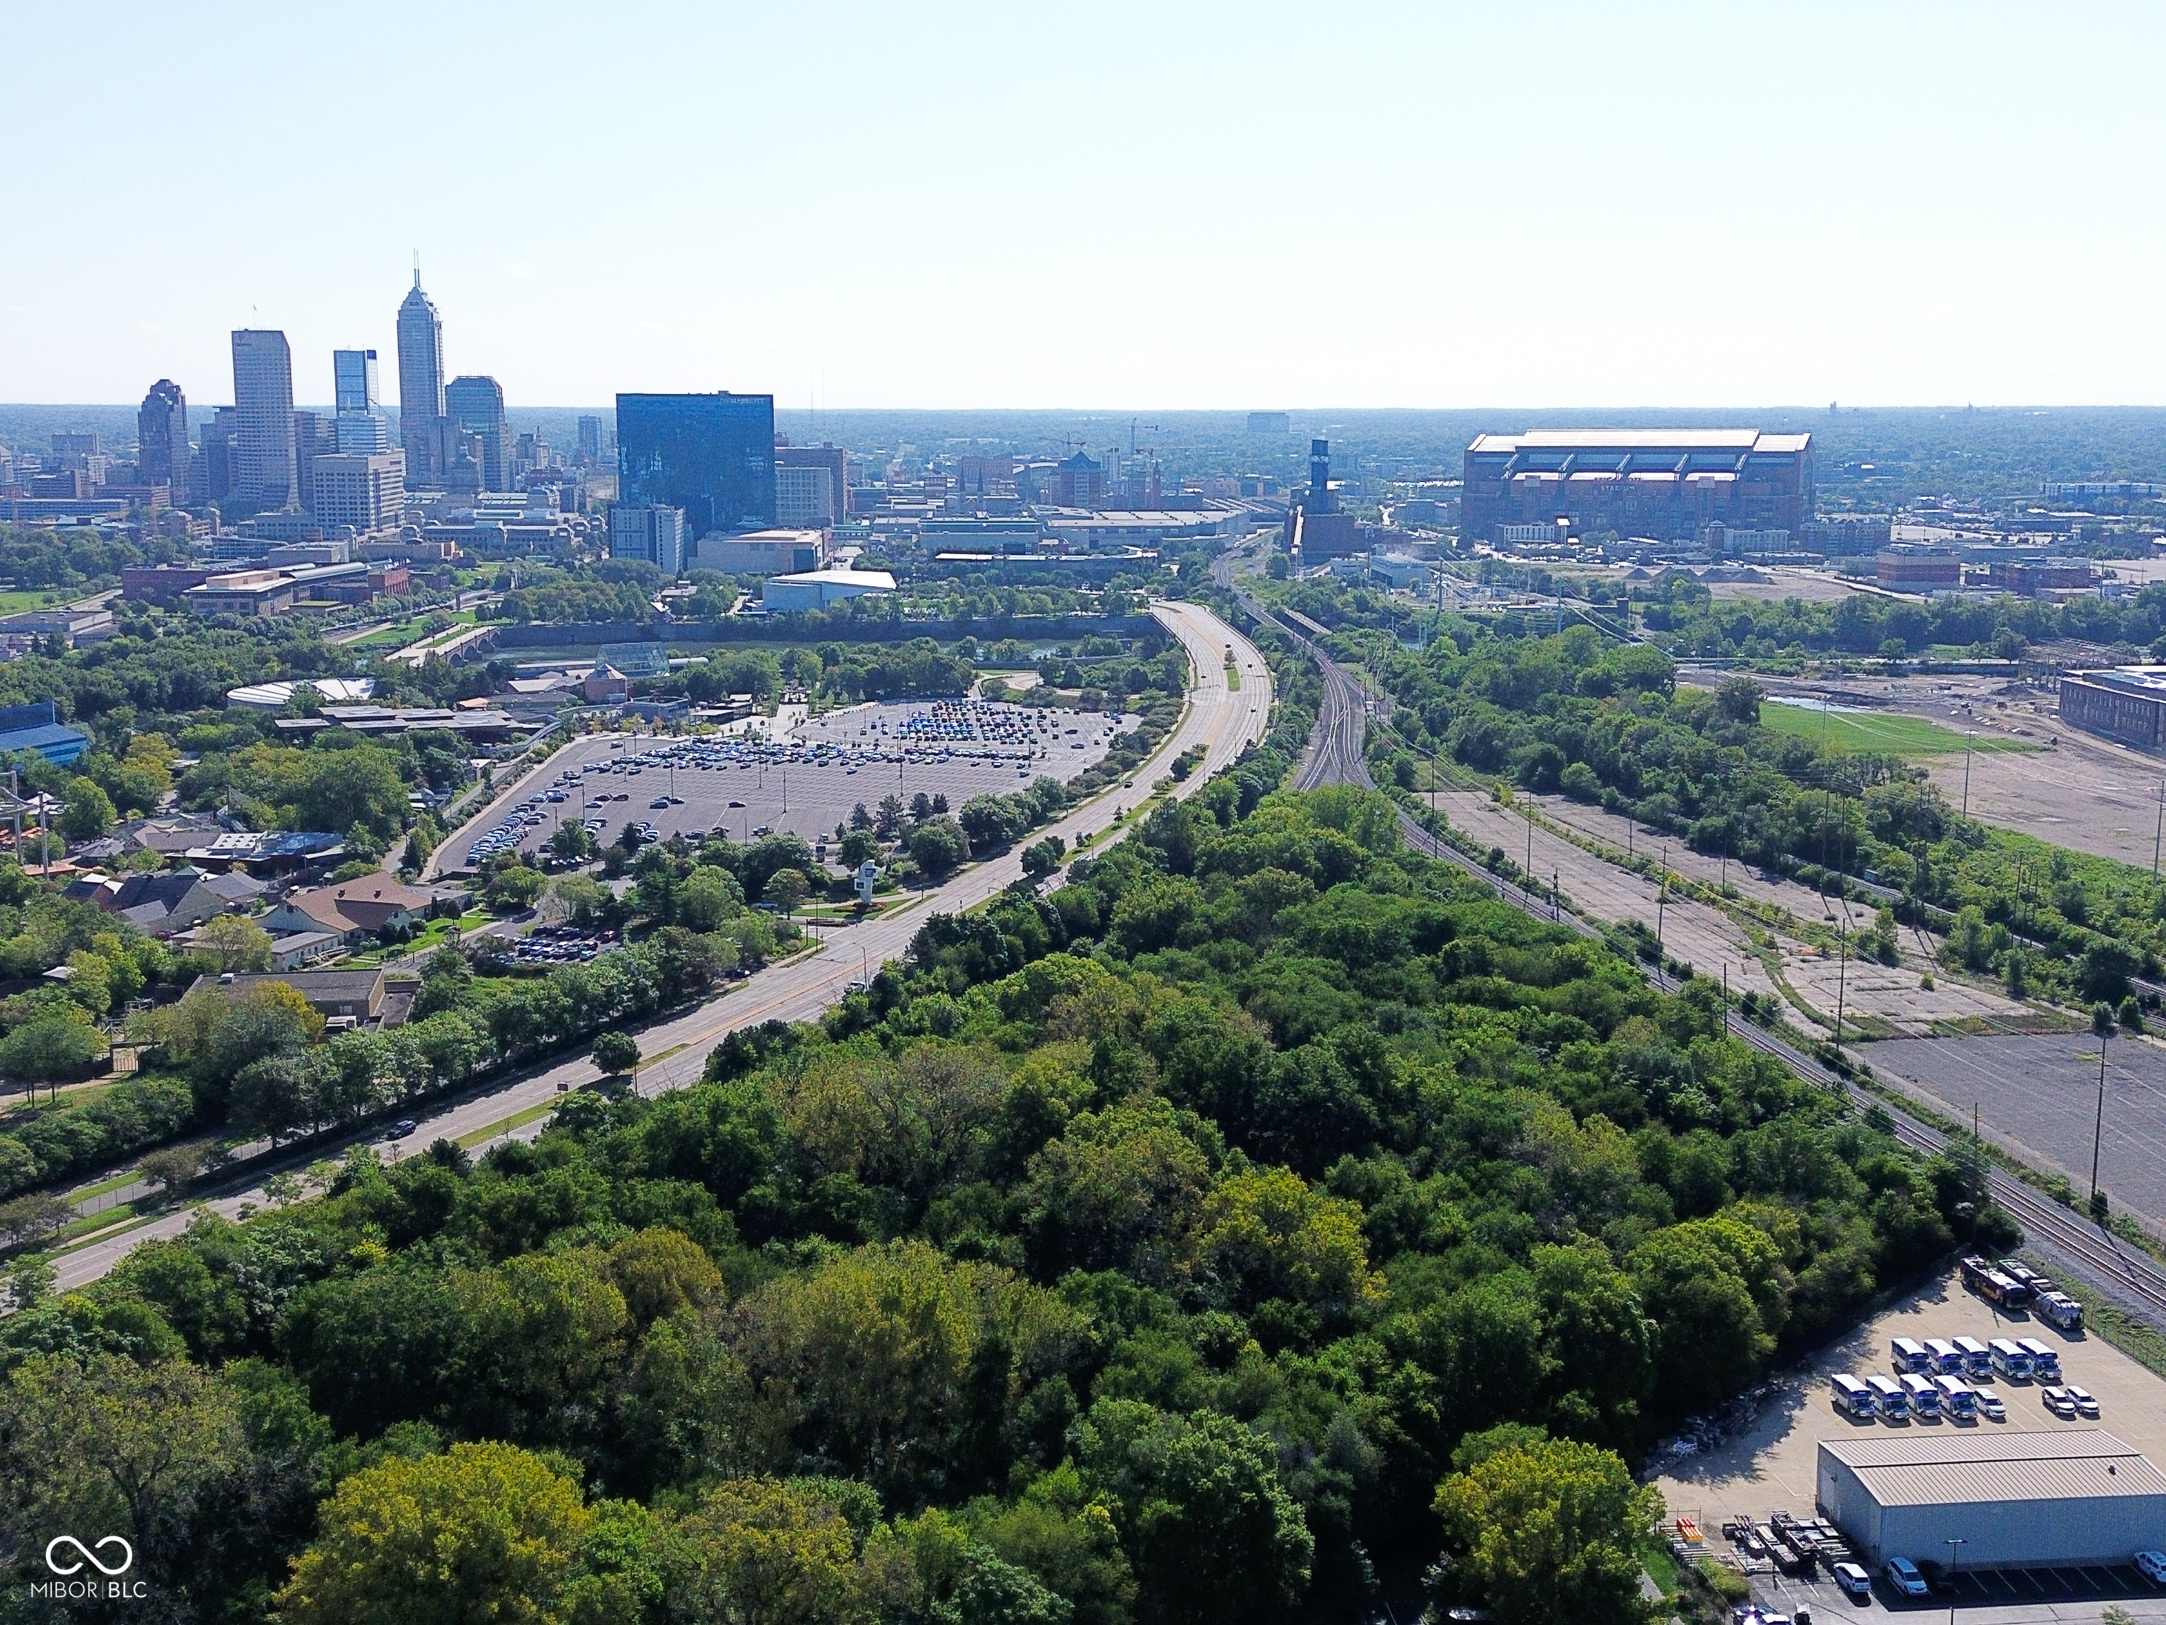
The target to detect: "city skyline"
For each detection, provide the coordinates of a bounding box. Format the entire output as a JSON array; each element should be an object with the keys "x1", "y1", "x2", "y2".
[{"x1": 7, "y1": 2, "x2": 2166, "y2": 410}]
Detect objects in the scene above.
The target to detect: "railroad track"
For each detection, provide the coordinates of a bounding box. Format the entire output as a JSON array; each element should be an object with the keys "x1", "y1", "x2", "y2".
[{"x1": 1214, "y1": 549, "x2": 2166, "y2": 1328}]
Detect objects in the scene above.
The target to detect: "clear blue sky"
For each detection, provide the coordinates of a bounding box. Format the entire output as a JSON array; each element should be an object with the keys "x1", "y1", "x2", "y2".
[{"x1": 5, "y1": 1, "x2": 2165, "y2": 410}]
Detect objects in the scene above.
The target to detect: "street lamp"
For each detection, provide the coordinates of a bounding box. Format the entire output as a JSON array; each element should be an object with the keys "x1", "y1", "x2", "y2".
[{"x1": 1944, "y1": 1537, "x2": 1965, "y2": 1625}]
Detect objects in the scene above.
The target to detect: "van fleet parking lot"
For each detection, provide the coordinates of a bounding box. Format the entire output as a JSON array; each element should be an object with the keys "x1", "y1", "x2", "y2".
[
  {"x1": 452, "y1": 700, "x2": 1127, "y2": 868},
  {"x1": 1657, "y1": 1269, "x2": 2166, "y2": 1618}
]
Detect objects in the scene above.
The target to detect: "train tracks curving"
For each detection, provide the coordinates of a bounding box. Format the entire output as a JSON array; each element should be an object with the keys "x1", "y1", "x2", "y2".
[{"x1": 1215, "y1": 548, "x2": 2166, "y2": 1328}]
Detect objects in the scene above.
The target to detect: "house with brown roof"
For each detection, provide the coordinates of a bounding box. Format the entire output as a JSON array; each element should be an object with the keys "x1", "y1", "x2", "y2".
[{"x1": 260, "y1": 877, "x2": 437, "y2": 945}]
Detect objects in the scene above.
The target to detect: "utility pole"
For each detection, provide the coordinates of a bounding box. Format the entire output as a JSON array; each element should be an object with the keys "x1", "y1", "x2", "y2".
[
  {"x1": 1962, "y1": 731, "x2": 1974, "y2": 817},
  {"x1": 2092, "y1": 1004, "x2": 2114, "y2": 1218},
  {"x1": 1835, "y1": 936, "x2": 1848, "y2": 1043},
  {"x1": 2153, "y1": 779, "x2": 2163, "y2": 882},
  {"x1": 1655, "y1": 846, "x2": 1668, "y2": 957}
]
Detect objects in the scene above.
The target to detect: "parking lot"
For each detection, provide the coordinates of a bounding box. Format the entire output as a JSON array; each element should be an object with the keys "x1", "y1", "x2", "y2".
[
  {"x1": 1655, "y1": 1267, "x2": 2166, "y2": 1617},
  {"x1": 452, "y1": 700, "x2": 1129, "y2": 869}
]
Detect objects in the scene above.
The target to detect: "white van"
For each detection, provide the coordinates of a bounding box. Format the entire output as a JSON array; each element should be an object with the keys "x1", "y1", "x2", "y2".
[
  {"x1": 1832, "y1": 1374, "x2": 1876, "y2": 1419},
  {"x1": 1901, "y1": 1372, "x2": 1942, "y2": 1417},
  {"x1": 1867, "y1": 1374, "x2": 1909, "y2": 1418},
  {"x1": 2018, "y1": 1338, "x2": 2062, "y2": 1382},
  {"x1": 1954, "y1": 1336, "x2": 1992, "y2": 1379},
  {"x1": 1932, "y1": 1375, "x2": 1977, "y2": 1418},
  {"x1": 1891, "y1": 1337, "x2": 1934, "y2": 1375}
]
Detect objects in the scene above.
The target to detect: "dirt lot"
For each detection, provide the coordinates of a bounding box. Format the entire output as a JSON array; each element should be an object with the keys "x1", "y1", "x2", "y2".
[
  {"x1": 1657, "y1": 1269, "x2": 2166, "y2": 1613},
  {"x1": 1429, "y1": 787, "x2": 2038, "y2": 1039},
  {"x1": 1869, "y1": 1033, "x2": 2166, "y2": 1241},
  {"x1": 1681, "y1": 665, "x2": 2166, "y2": 869}
]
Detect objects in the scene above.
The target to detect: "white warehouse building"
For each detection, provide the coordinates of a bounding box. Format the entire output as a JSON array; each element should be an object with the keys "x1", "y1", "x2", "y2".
[
  {"x1": 760, "y1": 568, "x2": 896, "y2": 613},
  {"x1": 1818, "y1": 1431, "x2": 2166, "y2": 1569}
]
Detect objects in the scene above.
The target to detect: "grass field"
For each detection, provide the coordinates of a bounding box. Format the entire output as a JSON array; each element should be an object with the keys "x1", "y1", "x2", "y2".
[{"x1": 1760, "y1": 701, "x2": 2038, "y2": 756}]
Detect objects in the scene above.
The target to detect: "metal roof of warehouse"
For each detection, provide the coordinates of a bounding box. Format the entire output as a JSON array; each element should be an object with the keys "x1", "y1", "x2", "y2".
[{"x1": 1824, "y1": 1429, "x2": 2166, "y2": 1506}]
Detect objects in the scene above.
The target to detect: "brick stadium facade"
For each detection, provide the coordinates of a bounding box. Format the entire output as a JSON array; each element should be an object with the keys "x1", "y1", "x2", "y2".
[{"x1": 1463, "y1": 429, "x2": 1813, "y2": 543}]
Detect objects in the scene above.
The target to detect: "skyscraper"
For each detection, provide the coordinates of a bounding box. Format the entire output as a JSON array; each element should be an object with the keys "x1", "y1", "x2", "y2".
[
  {"x1": 616, "y1": 391, "x2": 776, "y2": 538},
  {"x1": 333, "y1": 348, "x2": 391, "y2": 453},
  {"x1": 576, "y1": 415, "x2": 602, "y2": 467},
  {"x1": 333, "y1": 349, "x2": 379, "y2": 413},
  {"x1": 395, "y1": 269, "x2": 446, "y2": 486},
  {"x1": 231, "y1": 330, "x2": 298, "y2": 510},
  {"x1": 445, "y1": 375, "x2": 508, "y2": 491},
  {"x1": 137, "y1": 379, "x2": 189, "y2": 497}
]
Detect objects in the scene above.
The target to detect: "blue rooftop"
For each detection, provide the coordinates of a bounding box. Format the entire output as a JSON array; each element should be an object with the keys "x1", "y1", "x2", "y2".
[{"x1": 0, "y1": 722, "x2": 87, "y2": 767}]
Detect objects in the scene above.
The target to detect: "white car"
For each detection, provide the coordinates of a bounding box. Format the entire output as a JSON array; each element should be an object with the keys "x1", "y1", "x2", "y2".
[
  {"x1": 2136, "y1": 1550, "x2": 2166, "y2": 1586},
  {"x1": 2041, "y1": 1386, "x2": 2080, "y2": 1418},
  {"x1": 1885, "y1": 1557, "x2": 1929, "y2": 1597},
  {"x1": 2065, "y1": 1383, "x2": 2101, "y2": 1417},
  {"x1": 1975, "y1": 1390, "x2": 2006, "y2": 1421},
  {"x1": 1832, "y1": 1562, "x2": 1872, "y2": 1600}
]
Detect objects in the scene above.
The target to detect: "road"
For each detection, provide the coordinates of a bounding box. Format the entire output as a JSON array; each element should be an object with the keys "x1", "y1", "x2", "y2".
[
  {"x1": 48, "y1": 600, "x2": 1273, "y2": 1292},
  {"x1": 1214, "y1": 549, "x2": 2166, "y2": 1334}
]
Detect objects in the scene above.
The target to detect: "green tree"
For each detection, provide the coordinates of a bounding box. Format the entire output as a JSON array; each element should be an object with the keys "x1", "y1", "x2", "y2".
[
  {"x1": 766, "y1": 867, "x2": 811, "y2": 918},
  {"x1": 276, "y1": 1442, "x2": 590, "y2": 1625},
  {"x1": 593, "y1": 1031, "x2": 641, "y2": 1076},
  {"x1": 1076, "y1": 1401, "x2": 1312, "y2": 1625},
  {"x1": 1430, "y1": 1428, "x2": 1661, "y2": 1625},
  {"x1": 0, "y1": 1354, "x2": 247, "y2": 1585},
  {"x1": 1020, "y1": 836, "x2": 1066, "y2": 880},
  {"x1": 58, "y1": 777, "x2": 117, "y2": 842},
  {"x1": 0, "y1": 1009, "x2": 106, "y2": 1088},
  {"x1": 908, "y1": 816, "x2": 970, "y2": 878},
  {"x1": 197, "y1": 912, "x2": 275, "y2": 972},
  {"x1": 674, "y1": 1477, "x2": 892, "y2": 1625}
]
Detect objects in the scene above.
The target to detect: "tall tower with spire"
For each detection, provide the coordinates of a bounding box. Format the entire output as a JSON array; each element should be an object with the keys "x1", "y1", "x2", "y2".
[{"x1": 395, "y1": 260, "x2": 446, "y2": 487}]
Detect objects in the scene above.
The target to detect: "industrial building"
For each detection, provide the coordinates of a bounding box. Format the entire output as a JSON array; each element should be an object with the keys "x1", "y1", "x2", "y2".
[
  {"x1": 1817, "y1": 1430, "x2": 2166, "y2": 1569},
  {"x1": 2061, "y1": 666, "x2": 2166, "y2": 747},
  {"x1": 1877, "y1": 550, "x2": 1963, "y2": 591},
  {"x1": 1462, "y1": 429, "x2": 1814, "y2": 543}
]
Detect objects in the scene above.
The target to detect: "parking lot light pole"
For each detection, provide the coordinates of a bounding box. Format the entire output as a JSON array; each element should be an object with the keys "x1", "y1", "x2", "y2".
[{"x1": 1945, "y1": 1537, "x2": 1965, "y2": 1622}]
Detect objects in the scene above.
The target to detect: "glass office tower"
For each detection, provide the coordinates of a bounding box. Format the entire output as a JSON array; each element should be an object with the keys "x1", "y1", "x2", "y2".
[{"x1": 616, "y1": 391, "x2": 775, "y2": 538}]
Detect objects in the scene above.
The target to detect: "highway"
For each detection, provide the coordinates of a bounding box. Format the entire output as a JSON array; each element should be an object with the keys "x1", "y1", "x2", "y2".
[
  {"x1": 48, "y1": 599, "x2": 1273, "y2": 1293},
  {"x1": 1214, "y1": 548, "x2": 2166, "y2": 1331}
]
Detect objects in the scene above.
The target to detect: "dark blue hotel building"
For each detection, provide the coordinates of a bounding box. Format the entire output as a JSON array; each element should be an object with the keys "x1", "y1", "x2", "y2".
[{"x1": 616, "y1": 391, "x2": 776, "y2": 539}]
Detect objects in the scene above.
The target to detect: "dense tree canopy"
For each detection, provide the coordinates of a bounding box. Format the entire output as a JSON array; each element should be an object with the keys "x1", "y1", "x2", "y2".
[{"x1": 0, "y1": 786, "x2": 1986, "y2": 1623}]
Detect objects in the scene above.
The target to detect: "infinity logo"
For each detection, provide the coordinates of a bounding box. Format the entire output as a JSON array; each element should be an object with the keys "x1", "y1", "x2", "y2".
[{"x1": 45, "y1": 1536, "x2": 133, "y2": 1577}]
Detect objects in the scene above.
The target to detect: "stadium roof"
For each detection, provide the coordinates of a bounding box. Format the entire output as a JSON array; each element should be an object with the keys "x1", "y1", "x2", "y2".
[{"x1": 1468, "y1": 430, "x2": 1811, "y2": 454}]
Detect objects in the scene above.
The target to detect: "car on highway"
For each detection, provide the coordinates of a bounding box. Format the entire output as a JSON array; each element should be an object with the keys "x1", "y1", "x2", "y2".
[
  {"x1": 387, "y1": 1118, "x2": 418, "y2": 1140},
  {"x1": 1974, "y1": 1390, "x2": 2006, "y2": 1421},
  {"x1": 2065, "y1": 1383, "x2": 2100, "y2": 1417},
  {"x1": 1883, "y1": 1558, "x2": 1928, "y2": 1598},
  {"x1": 1831, "y1": 1562, "x2": 1872, "y2": 1601}
]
